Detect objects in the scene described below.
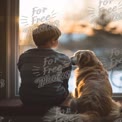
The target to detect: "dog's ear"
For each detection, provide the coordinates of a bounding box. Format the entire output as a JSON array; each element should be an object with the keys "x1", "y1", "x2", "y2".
[
  {"x1": 76, "y1": 53, "x2": 81, "y2": 65},
  {"x1": 78, "y1": 52, "x2": 88, "y2": 65},
  {"x1": 78, "y1": 50, "x2": 98, "y2": 67},
  {"x1": 78, "y1": 52, "x2": 84, "y2": 62},
  {"x1": 70, "y1": 99, "x2": 78, "y2": 113}
]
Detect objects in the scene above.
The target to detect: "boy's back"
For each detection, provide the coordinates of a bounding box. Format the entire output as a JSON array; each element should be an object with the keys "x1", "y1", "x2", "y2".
[{"x1": 18, "y1": 47, "x2": 71, "y2": 106}]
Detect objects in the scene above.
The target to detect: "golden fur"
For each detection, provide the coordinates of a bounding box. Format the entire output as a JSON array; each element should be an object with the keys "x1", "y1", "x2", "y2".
[{"x1": 70, "y1": 50, "x2": 121, "y2": 117}]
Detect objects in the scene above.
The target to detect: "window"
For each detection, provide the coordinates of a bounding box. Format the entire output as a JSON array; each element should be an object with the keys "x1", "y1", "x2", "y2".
[{"x1": 12, "y1": 0, "x2": 122, "y2": 97}]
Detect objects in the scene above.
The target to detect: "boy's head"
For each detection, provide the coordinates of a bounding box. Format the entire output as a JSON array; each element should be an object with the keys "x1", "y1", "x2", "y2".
[{"x1": 32, "y1": 23, "x2": 61, "y2": 48}]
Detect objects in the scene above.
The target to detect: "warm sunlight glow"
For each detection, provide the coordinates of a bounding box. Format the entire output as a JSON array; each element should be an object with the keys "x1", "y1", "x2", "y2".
[{"x1": 19, "y1": 0, "x2": 86, "y2": 44}]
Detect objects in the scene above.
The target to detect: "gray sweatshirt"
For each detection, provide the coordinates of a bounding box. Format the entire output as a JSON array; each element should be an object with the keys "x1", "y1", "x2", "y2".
[{"x1": 17, "y1": 48, "x2": 72, "y2": 106}]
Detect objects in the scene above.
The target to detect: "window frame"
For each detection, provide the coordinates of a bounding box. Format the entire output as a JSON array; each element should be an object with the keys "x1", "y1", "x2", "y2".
[
  {"x1": 6, "y1": 0, "x2": 122, "y2": 99},
  {"x1": 6, "y1": 0, "x2": 19, "y2": 98}
]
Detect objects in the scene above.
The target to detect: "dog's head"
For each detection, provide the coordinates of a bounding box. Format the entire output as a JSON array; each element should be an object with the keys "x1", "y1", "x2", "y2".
[{"x1": 71, "y1": 50, "x2": 102, "y2": 68}]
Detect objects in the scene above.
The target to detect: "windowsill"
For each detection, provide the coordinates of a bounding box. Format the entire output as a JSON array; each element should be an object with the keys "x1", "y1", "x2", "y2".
[{"x1": 0, "y1": 98, "x2": 50, "y2": 116}]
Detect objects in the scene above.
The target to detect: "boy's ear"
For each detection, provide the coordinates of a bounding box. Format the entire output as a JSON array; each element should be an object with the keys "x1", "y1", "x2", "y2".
[
  {"x1": 52, "y1": 40, "x2": 56, "y2": 44},
  {"x1": 51, "y1": 39, "x2": 58, "y2": 47},
  {"x1": 50, "y1": 38, "x2": 55, "y2": 43}
]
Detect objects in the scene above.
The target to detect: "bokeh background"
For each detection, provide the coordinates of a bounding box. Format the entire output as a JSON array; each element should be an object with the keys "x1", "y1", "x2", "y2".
[{"x1": 19, "y1": 0, "x2": 122, "y2": 93}]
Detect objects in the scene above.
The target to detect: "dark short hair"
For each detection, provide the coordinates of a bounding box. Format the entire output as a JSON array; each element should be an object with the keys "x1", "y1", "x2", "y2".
[{"x1": 32, "y1": 23, "x2": 61, "y2": 47}]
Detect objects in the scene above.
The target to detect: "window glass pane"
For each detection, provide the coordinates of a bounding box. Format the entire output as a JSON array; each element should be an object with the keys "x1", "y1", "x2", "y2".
[{"x1": 19, "y1": 0, "x2": 122, "y2": 94}]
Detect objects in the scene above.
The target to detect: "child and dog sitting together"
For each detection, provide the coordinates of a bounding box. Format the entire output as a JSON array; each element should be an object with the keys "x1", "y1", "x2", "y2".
[{"x1": 18, "y1": 24, "x2": 122, "y2": 122}]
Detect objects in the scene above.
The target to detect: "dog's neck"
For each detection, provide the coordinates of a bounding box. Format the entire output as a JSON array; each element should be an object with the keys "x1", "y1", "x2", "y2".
[{"x1": 75, "y1": 66, "x2": 109, "y2": 87}]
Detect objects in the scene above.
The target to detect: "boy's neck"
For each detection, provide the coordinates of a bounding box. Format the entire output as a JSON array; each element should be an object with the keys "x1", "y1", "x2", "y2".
[{"x1": 38, "y1": 45, "x2": 52, "y2": 49}]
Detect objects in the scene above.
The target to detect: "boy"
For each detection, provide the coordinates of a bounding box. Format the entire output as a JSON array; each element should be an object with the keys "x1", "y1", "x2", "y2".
[{"x1": 17, "y1": 24, "x2": 72, "y2": 107}]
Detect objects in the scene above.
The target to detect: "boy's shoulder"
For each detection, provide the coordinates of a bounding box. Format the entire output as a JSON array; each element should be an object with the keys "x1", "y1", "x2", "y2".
[
  {"x1": 19, "y1": 48, "x2": 70, "y2": 61},
  {"x1": 19, "y1": 48, "x2": 41, "y2": 59},
  {"x1": 54, "y1": 50, "x2": 70, "y2": 60},
  {"x1": 18, "y1": 48, "x2": 38, "y2": 58}
]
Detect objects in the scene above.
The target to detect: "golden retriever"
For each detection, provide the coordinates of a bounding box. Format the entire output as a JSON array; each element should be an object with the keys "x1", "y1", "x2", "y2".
[{"x1": 70, "y1": 50, "x2": 121, "y2": 117}]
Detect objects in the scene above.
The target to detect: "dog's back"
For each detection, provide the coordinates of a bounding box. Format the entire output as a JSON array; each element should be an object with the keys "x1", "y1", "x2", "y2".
[{"x1": 70, "y1": 50, "x2": 121, "y2": 118}]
